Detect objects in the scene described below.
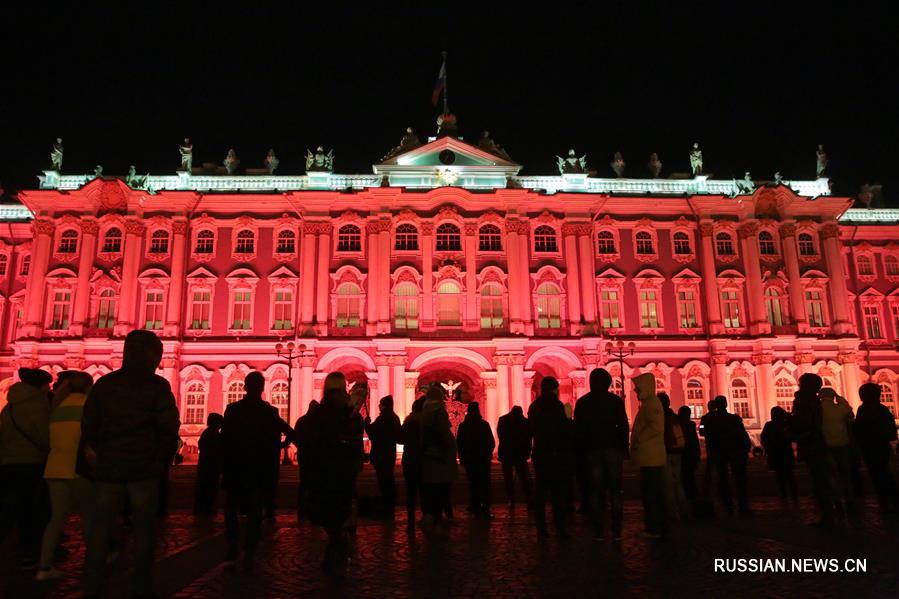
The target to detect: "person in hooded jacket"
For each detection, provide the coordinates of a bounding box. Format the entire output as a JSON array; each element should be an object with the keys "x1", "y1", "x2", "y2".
[
  {"x1": 820, "y1": 387, "x2": 858, "y2": 515},
  {"x1": 529, "y1": 376, "x2": 574, "y2": 538},
  {"x1": 630, "y1": 372, "x2": 668, "y2": 538},
  {"x1": 364, "y1": 395, "x2": 402, "y2": 520},
  {"x1": 193, "y1": 412, "x2": 224, "y2": 516},
  {"x1": 419, "y1": 386, "x2": 457, "y2": 538},
  {"x1": 400, "y1": 397, "x2": 426, "y2": 532},
  {"x1": 497, "y1": 405, "x2": 532, "y2": 510},
  {"x1": 658, "y1": 392, "x2": 690, "y2": 520},
  {"x1": 854, "y1": 383, "x2": 899, "y2": 513},
  {"x1": 574, "y1": 367, "x2": 629, "y2": 540},
  {"x1": 456, "y1": 402, "x2": 496, "y2": 519},
  {"x1": 0, "y1": 367, "x2": 52, "y2": 569},
  {"x1": 791, "y1": 373, "x2": 833, "y2": 526},
  {"x1": 80, "y1": 330, "x2": 180, "y2": 598}
]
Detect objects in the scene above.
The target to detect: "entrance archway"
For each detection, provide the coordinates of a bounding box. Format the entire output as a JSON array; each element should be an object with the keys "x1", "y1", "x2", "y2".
[{"x1": 410, "y1": 349, "x2": 490, "y2": 434}]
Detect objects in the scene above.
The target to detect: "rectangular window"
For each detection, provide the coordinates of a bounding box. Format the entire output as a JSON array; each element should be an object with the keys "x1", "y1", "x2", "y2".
[
  {"x1": 480, "y1": 296, "x2": 504, "y2": 329},
  {"x1": 144, "y1": 291, "x2": 164, "y2": 330},
  {"x1": 731, "y1": 386, "x2": 751, "y2": 419},
  {"x1": 892, "y1": 304, "x2": 899, "y2": 336},
  {"x1": 190, "y1": 291, "x2": 212, "y2": 329},
  {"x1": 721, "y1": 290, "x2": 741, "y2": 328},
  {"x1": 97, "y1": 295, "x2": 116, "y2": 330},
  {"x1": 639, "y1": 290, "x2": 660, "y2": 328},
  {"x1": 863, "y1": 305, "x2": 883, "y2": 339},
  {"x1": 805, "y1": 290, "x2": 826, "y2": 327},
  {"x1": 601, "y1": 290, "x2": 621, "y2": 328},
  {"x1": 272, "y1": 291, "x2": 293, "y2": 330},
  {"x1": 677, "y1": 290, "x2": 698, "y2": 328},
  {"x1": 49, "y1": 291, "x2": 72, "y2": 330},
  {"x1": 231, "y1": 291, "x2": 252, "y2": 330}
]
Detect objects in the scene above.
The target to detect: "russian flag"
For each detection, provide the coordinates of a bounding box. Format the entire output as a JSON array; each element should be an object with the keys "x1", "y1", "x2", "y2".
[{"x1": 431, "y1": 57, "x2": 446, "y2": 107}]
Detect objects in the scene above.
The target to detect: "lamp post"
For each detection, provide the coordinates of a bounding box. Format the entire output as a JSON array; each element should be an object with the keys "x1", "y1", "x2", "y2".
[
  {"x1": 275, "y1": 341, "x2": 305, "y2": 465},
  {"x1": 605, "y1": 339, "x2": 636, "y2": 400}
]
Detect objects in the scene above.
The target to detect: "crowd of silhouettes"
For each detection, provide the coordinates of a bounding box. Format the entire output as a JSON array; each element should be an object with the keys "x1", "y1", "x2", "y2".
[{"x1": 2, "y1": 330, "x2": 899, "y2": 592}]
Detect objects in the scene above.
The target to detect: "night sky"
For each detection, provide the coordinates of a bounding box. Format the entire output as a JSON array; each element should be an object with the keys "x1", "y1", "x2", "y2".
[{"x1": 2, "y1": 5, "x2": 896, "y2": 204}]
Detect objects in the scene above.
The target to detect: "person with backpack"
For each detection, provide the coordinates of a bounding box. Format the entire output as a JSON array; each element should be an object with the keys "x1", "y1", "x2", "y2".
[
  {"x1": 658, "y1": 393, "x2": 689, "y2": 519},
  {"x1": 820, "y1": 388, "x2": 857, "y2": 515},
  {"x1": 630, "y1": 373, "x2": 668, "y2": 538}
]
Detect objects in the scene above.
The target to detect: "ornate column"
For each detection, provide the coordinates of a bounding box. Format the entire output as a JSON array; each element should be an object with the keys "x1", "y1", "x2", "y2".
[
  {"x1": 480, "y1": 372, "x2": 499, "y2": 433},
  {"x1": 779, "y1": 222, "x2": 808, "y2": 332},
  {"x1": 794, "y1": 351, "x2": 814, "y2": 375},
  {"x1": 510, "y1": 355, "x2": 526, "y2": 410},
  {"x1": 576, "y1": 225, "x2": 598, "y2": 329},
  {"x1": 299, "y1": 353, "x2": 315, "y2": 418},
  {"x1": 115, "y1": 219, "x2": 145, "y2": 336},
  {"x1": 739, "y1": 221, "x2": 770, "y2": 335},
  {"x1": 505, "y1": 220, "x2": 525, "y2": 333},
  {"x1": 71, "y1": 219, "x2": 99, "y2": 335},
  {"x1": 21, "y1": 219, "x2": 55, "y2": 338},
  {"x1": 699, "y1": 221, "x2": 724, "y2": 335},
  {"x1": 314, "y1": 223, "x2": 332, "y2": 334},
  {"x1": 838, "y1": 351, "x2": 862, "y2": 408},
  {"x1": 752, "y1": 352, "x2": 775, "y2": 417},
  {"x1": 463, "y1": 223, "x2": 479, "y2": 331},
  {"x1": 391, "y1": 355, "x2": 407, "y2": 417},
  {"x1": 404, "y1": 372, "x2": 420, "y2": 421},
  {"x1": 821, "y1": 223, "x2": 854, "y2": 335},
  {"x1": 421, "y1": 223, "x2": 435, "y2": 331},
  {"x1": 300, "y1": 222, "x2": 317, "y2": 332},
  {"x1": 561, "y1": 224, "x2": 582, "y2": 333},
  {"x1": 711, "y1": 351, "x2": 729, "y2": 398},
  {"x1": 377, "y1": 220, "x2": 392, "y2": 333},
  {"x1": 164, "y1": 220, "x2": 189, "y2": 337},
  {"x1": 495, "y1": 356, "x2": 512, "y2": 413},
  {"x1": 366, "y1": 221, "x2": 381, "y2": 335},
  {"x1": 375, "y1": 354, "x2": 391, "y2": 418}
]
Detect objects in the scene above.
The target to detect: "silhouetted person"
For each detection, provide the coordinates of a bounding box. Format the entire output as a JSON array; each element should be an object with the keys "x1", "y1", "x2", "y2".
[
  {"x1": 529, "y1": 376, "x2": 573, "y2": 538},
  {"x1": 820, "y1": 388, "x2": 857, "y2": 515},
  {"x1": 677, "y1": 406, "x2": 700, "y2": 502},
  {"x1": 81, "y1": 330, "x2": 180, "y2": 597},
  {"x1": 294, "y1": 400, "x2": 320, "y2": 520},
  {"x1": 703, "y1": 396, "x2": 751, "y2": 516},
  {"x1": 457, "y1": 402, "x2": 495, "y2": 519},
  {"x1": 194, "y1": 413, "x2": 224, "y2": 515},
  {"x1": 364, "y1": 395, "x2": 402, "y2": 520},
  {"x1": 574, "y1": 367, "x2": 629, "y2": 540},
  {"x1": 854, "y1": 383, "x2": 899, "y2": 513},
  {"x1": 420, "y1": 386, "x2": 457, "y2": 538},
  {"x1": 791, "y1": 373, "x2": 833, "y2": 526},
  {"x1": 305, "y1": 373, "x2": 365, "y2": 571},
  {"x1": 221, "y1": 371, "x2": 294, "y2": 565},
  {"x1": 760, "y1": 407, "x2": 797, "y2": 501},
  {"x1": 631, "y1": 373, "x2": 668, "y2": 538},
  {"x1": 658, "y1": 393, "x2": 689, "y2": 520},
  {"x1": 698, "y1": 399, "x2": 718, "y2": 495},
  {"x1": 0, "y1": 367, "x2": 52, "y2": 569},
  {"x1": 401, "y1": 397, "x2": 425, "y2": 532},
  {"x1": 497, "y1": 406, "x2": 532, "y2": 510}
]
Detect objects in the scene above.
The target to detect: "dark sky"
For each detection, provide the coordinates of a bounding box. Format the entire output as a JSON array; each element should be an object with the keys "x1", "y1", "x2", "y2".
[{"x1": 2, "y1": 4, "x2": 897, "y2": 203}]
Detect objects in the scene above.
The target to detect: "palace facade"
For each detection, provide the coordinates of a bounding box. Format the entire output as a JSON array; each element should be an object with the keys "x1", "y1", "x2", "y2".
[{"x1": 1, "y1": 134, "x2": 898, "y2": 453}]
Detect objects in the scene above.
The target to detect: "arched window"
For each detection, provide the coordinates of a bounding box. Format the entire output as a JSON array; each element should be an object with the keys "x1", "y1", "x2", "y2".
[
  {"x1": 226, "y1": 381, "x2": 245, "y2": 404},
  {"x1": 880, "y1": 383, "x2": 897, "y2": 418},
  {"x1": 395, "y1": 224, "x2": 419, "y2": 251},
  {"x1": 798, "y1": 233, "x2": 816, "y2": 256},
  {"x1": 276, "y1": 230, "x2": 296, "y2": 254},
  {"x1": 635, "y1": 231, "x2": 654, "y2": 255},
  {"x1": 97, "y1": 289, "x2": 116, "y2": 330},
  {"x1": 337, "y1": 224, "x2": 361, "y2": 252},
  {"x1": 857, "y1": 255, "x2": 874, "y2": 276},
  {"x1": 336, "y1": 283, "x2": 362, "y2": 328},
  {"x1": 195, "y1": 230, "x2": 215, "y2": 254},
  {"x1": 478, "y1": 224, "x2": 502, "y2": 252},
  {"x1": 436, "y1": 280, "x2": 462, "y2": 325},
  {"x1": 685, "y1": 379, "x2": 705, "y2": 419},
  {"x1": 394, "y1": 283, "x2": 419, "y2": 330},
  {"x1": 21, "y1": 255, "x2": 31, "y2": 276},
  {"x1": 597, "y1": 231, "x2": 617, "y2": 255},
  {"x1": 534, "y1": 225, "x2": 558, "y2": 253},
  {"x1": 480, "y1": 283, "x2": 504, "y2": 329},
  {"x1": 270, "y1": 381, "x2": 289, "y2": 421},
  {"x1": 0, "y1": 254, "x2": 8, "y2": 276},
  {"x1": 715, "y1": 232, "x2": 735, "y2": 256},
  {"x1": 58, "y1": 230, "x2": 78, "y2": 253},
  {"x1": 885, "y1": 255, "x2": 899, "y2": 277},
  {"x1": 775, "y1": 378, "x2": 795, "y2": 412},
  {"x1": 758, "y1": 231, "x2": 776, "y2": 255},
  {"x1": 184, "y1": 382, "x2": 206, "y2": 424},
  {"x1": 730, "y1": 379, "x2": 751, "y2": 419},
  {"x1": 672, "y1": 231, "x2": 691, "y2": 255},
  {"x1": 535, "y1": 283, "x2": 562, "y2": 329},
  {"x1": 765, "y1": 287, "x2": 785, "y2": 326},
  {"x1": 102, "y1": 227, "x2": 122, "y2": 253},
  {"x1": 149, "y1": 230, "x2": 170, "y2": 254},
  {"x1": 436, "y1": 223, "x2": 461, "y2": 252},
  {"x1": 235, "y1": 230, "x2": 255, "y2": 254}
]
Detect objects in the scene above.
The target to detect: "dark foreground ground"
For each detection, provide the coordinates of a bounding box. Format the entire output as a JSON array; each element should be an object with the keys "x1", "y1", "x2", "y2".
[{"x1": 3, "y1": 461, "x2": 898, "y2": 598}]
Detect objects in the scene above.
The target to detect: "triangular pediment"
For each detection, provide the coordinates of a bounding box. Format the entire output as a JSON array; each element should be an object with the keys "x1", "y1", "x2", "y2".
[{"x1": 375, "y1": 136, "x2": 519, "y2": 169}]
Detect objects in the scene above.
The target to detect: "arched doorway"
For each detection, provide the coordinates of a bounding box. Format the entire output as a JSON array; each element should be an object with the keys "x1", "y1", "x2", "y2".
[{"x1": 410, "y1": 348, "x2": 492, "y2": 433}]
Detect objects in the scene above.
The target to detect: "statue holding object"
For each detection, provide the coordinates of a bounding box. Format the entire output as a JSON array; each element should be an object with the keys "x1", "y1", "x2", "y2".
[
  {"x1": 557, "y1": 149, "x2": 587, "y2": 175},
  {"x1": 306, "y1": 146, "x2": 334, "y2": 172},
  {"x1": 223, "y1": 148, "x2": 239, "y2": 175},
  {"x1": 265, "y1": 149, "x2": 279, "y2": 174},
  {"x1": 648, "y1": 153, "x2": 663, "y2": 178},
  {"x1": 816, "y1": 144, "x2": 828, "y2": 178},
  {"x1": 179, "y1": 138, "x2": 193, "y2": 172},
  {"x1": 50, "y1": 138, "x2": 64, "y2": 171},
  {"x1": 689, "y1": 142, "x2": 703, "y2": 176},
  {"x1": 610, "y1": 151, "x2": 626, "y2": 178}
]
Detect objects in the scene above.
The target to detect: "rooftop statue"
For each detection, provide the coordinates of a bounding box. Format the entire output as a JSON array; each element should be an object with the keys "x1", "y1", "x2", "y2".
[
  {"x1": 436, "y1": 112, "x2": 458, "y2": 138},
  {"x1": 126, "y1": 165, "x2": 150, "y2": 190},
  {"x1": 265, "y1": 149, "x2": 279, "y2": 174},
  {"x1": 735, "y1": 171, "x2": 755, "y2": 193},
  {"x1": 816, "y1": 144, "x2": 828, "y2": 178},
  {"x1": 648, "y1": 152, "x2": 663, "y2": 178},
  {"x1": 689, "y1": 142, "x2": 703, "y2": 176},
  {"x1": 382, "y1": 127, "x2": 422, "y2": 161},
  {"x1": 50, "y1": 138, "x2": 64, "y2": 171},
  {"x1": 610, "y1": 151, "x2": 626, "y2": 178},
  {"x1": 774, "y1": 171, "x2": 784, "y2": 184},
  {"x1": 557, "y1": 149, "x2": 587, "y2": 175},
  {"x1": 306, "y1": 146, "x2": 334, "y2": 172},
  {"x1": 223, "y1": 148, "x2": 239, "y2": 175},
  {"x1": 93, "y1": 165, "x2": 103, "y2": 178},
  {"x1": 477, "y1": 131, "x2": 512, "y2": 161},
  {"x1": 179, "y1": 138, "x2": 193, "y2": 172}
]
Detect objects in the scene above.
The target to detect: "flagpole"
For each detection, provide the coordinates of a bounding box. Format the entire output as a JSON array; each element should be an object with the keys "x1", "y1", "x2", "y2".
[{"x1": 441, "y1": 50, "x2": 449, "y2": 114}]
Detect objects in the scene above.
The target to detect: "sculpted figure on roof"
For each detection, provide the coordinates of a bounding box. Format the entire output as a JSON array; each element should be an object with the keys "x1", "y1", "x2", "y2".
[
  {"x1": 477, "y1": 131, "x2": 512, "y2": 161},
  {"x1": 179, "y1": 138, "x2": 193, "y2": 172},
  {"x1": 306, "y1": 146, "x2": 334, "y2": 172},
  {"x1": 689, "y1": 142, "x2": 703, "y2": 176},
  {"x1": 223, "y1": 148, "x2": 239, "y2": 174},
  {"x1": 50, "y1": 138, "x2": 64, "y2": 171},
  {"x1": 557, "y1": 149, "x2": 587, "y2": 175},
  {"x1": 382, "y1": 127, "x2": 422, "y2": 161}
]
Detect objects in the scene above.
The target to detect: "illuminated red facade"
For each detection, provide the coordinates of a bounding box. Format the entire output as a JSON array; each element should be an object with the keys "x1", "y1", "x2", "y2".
[{"x1": 1, "y1": 136, "x2": 898, "y2": 453}]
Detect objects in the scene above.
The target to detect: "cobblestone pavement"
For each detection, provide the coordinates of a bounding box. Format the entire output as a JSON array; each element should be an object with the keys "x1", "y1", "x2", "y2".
[{"x1": 4, "y1": 496, "x2": 898, "y2": 598}]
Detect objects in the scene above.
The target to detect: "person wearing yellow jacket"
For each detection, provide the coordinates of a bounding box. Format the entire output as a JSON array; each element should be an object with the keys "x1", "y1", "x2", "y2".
[
  {"x1": 35, "y1": 371, "x2": 94, "y2": 581},
  {"x1": 630, "y1": 373, "x2": 669, "y2": 538}
]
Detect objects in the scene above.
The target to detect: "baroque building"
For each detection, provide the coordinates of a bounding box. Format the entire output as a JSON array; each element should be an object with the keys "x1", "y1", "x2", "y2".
[{"x1": 1, "y1": 134, "x2": 898, "y2": 454}]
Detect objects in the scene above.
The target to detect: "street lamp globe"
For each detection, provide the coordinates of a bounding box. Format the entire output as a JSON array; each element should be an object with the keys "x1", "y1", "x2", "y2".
[{"x1": 275, "y1": 342, "x2": 283, "y2": 353}]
